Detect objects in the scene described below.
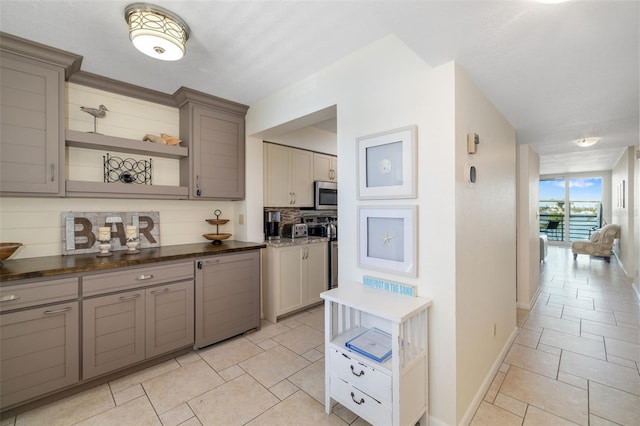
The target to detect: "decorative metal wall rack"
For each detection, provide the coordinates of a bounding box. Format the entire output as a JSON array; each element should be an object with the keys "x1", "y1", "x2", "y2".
[{"x1": 103, "y1": 153, "x2": 152, "y2": 185}]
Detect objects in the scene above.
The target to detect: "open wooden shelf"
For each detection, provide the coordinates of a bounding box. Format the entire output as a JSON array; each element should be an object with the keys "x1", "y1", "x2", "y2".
[
  {"x1": 65, "y1": 129, "x2": 188, "y2": 159},
  {"x1": 66, "y1": 180, "x2": 189, "y2": 199}
]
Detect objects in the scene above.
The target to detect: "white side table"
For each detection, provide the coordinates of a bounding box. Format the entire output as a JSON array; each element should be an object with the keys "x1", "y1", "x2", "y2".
[{"x1": 321, "y1": 283, "x2": 432, "y2": 426}]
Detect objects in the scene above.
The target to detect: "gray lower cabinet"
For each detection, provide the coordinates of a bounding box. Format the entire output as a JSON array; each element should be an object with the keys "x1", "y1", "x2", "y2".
[
  {"x1": 82, "y1": 289, "x2": 146, "y2": 379},
  {"x1": 82, "y1": 262, "x2": 195, "y2": 380},
  {"x1": 194, "y1": 251, "x2": 260, "y2": 349},
  {"x1": 0, "y1": 277, "x2": 80, "y2": 410},
  {"x1": 146, "y1": 281, "x2": 194, "y2": 358}
]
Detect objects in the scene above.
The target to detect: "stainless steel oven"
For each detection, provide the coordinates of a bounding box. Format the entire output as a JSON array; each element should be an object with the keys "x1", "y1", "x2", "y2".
[{"x1": 314, "y1": 181, "x2": 337, "y2": 210}]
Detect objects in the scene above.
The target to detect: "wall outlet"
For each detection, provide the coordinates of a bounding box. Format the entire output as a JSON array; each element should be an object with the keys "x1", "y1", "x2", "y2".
[{"x1": 238, "y1": 214, "x2": 244, "y2": 225}]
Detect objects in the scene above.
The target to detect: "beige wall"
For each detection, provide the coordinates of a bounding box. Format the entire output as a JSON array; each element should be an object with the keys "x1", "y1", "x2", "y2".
[
  {"x1": 266, "y1": 126, "x2": 337, "y2": 155},
  {"x1": 453, "y1": 63, "x2": 517, "y2": 423},
  {"x1": 611, "y1": 146, "x2": 636, "y2": 279},
  {"x1": 635, "y1": 146, "x2": 639, "y2": 293},
  {"x1": 246, "y1": 35, "x2": 517, "y2": 425},
  {"x1": 516, "y1": 145, "x2": 541, "y2": 309}
]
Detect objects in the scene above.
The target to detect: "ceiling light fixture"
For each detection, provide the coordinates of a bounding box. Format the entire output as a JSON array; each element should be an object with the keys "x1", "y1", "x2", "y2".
[
  {"x1": 573, "y1": 137, "x2": 600, "y2": 148},
  {"x1": 124, "y1": 3, "x2": 190, "y2": 61}
]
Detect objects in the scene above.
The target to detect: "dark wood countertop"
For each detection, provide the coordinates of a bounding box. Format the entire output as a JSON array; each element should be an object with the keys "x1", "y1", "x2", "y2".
[{"x1": 0, "y1": 241, "x2": 266, "y2": 283}]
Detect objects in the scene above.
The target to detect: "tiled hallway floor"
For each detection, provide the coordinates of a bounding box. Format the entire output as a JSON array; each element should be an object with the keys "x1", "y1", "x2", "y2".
[
  {"x1": 3, "y1": 246, "x2": 639, "y2": 425},
  {"x1": 471, "y1": 246, "x2": 640, "y2": 426}
]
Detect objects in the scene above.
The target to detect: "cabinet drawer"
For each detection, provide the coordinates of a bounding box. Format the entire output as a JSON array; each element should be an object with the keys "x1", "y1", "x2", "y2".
[
  {"x1": 0, "y1": 277, "x2": 78, "y2": 312},
  {"x1": 83, "y1": 262, "x2": 193, "y2": 296},
  {"x1": 331, "y1": 375, "x2": 391, "y2": 426},
  {"x1": 330, "y1": 348, "x2": 392, "y2": 404}
]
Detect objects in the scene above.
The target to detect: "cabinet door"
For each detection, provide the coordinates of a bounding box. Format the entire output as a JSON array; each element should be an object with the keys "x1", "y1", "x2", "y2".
[
  {"x1": 195, "y1": 251, "x2": 260, "y2": 349},
  {"x1": 191, "y1": 106, "x2": 245, "y2": 200},
  {"x1": 330, "y1": 156, "x2": 338, "y2": 181},
  {"x1": 313, "y1": 153, "x2": 338, "y2": 182},
  {"x1": 305, "y1": 243, "x2": 328, "y2": 304},
  {"x1": 146, "y1": 280, "x2": 194, "y2": 358},
  {"x1": 264, "y1": 143, "x2": 292, "y2": 207},
  {"x1": 0, "y1": 54, "x2": 63, "y2": 195},
  {"x1": 0, "y1": 302, "x2": 79, "y2": 409},
  {"x1": 82, "y1": 290, "x2": 145, "y2": 379},
  {"x1": 290, "y1": 148, "x2": 314, "y2": 207},
  {"x1": 277, "y1": 246, "x2": 305, "y2": 316}
]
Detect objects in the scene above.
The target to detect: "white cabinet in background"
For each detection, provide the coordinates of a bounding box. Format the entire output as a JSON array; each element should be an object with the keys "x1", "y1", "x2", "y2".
[
  {"x1": 313, "y1": 153, "x2": 338, "y2": 182},
  {"x1": 263, "y1": 143, "x2": 314, "y2": 207},
  {"x1": 262, "y1": 241, "x2": 328, "y2": 322},
  {"x1": 321, "y1": 284, "x2": 431, "y2": 426}
]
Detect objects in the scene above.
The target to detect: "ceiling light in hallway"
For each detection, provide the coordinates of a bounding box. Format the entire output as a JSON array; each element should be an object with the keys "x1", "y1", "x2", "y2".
[{"x1": 573, "y1": 137, "x2": 600, "y2": 148}]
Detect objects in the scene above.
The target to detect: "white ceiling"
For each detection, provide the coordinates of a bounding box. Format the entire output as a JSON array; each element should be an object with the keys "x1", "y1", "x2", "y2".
[{"x1": 1, "y1": 1, "x2": 638, "y2": 175}]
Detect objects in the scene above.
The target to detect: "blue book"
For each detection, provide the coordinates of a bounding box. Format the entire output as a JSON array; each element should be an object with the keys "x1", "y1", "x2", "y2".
[{"x1": 345, "y1": 328, "x2": 392, "y2": 363}]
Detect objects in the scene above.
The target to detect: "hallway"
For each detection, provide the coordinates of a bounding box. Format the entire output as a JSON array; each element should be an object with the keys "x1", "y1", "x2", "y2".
[{"x1": 471, "y1": 246, "x2": 640, "y2": 425}]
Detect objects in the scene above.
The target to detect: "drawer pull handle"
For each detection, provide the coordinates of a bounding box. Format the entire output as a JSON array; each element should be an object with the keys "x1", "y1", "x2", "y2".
[
  {"x1": 350, "y1": 365, "x2": 365, "y2": 377},
  {"x1": 44, "y1": 307, "x2": 72, "y2": 315},
  {"x1": 150, "y1": 288, "x2": 169, "y2": 295},
  {"x1": 136, "y1": 274, "x2": 154, "y2": 280},
  {"x1": 350, "y1": 392, "x2": 365, "y2": 405},
  {"x1": 1, "y1": 295, "x2": 20, "y2": 302},
  {"x1": 119, "y1": 294, "x2": 141, "y2": 301}
]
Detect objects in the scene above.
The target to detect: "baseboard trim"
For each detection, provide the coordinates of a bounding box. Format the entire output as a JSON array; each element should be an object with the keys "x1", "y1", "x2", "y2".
[
  {"x1": 516, "y1": 285, "x2": 542, "y2": 310},
  {"x1": 458, "y1": 326, "x2": 519, "y2": 426},
  {"x1": 632, "y1": 282, "x2": 640, "y2": 303}
]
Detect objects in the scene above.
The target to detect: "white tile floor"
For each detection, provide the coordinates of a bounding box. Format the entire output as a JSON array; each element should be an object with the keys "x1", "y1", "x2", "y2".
[
  {"x1": 471, "y1": 246, "x2": 640, "y2": 426},
  {"x1": 2, "y1": 246, "x2": 639, "y2": 425}
]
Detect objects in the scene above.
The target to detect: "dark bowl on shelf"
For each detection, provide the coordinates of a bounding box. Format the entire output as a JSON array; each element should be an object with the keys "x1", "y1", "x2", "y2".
[{"x1": 0, "y1": 242, "x2": 23, "y2": 267}]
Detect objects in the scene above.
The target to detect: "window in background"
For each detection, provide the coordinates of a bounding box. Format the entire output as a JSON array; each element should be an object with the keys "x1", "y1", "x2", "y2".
[{"x1": 539, "y1": 177, "x2": 603, "y2": 243}]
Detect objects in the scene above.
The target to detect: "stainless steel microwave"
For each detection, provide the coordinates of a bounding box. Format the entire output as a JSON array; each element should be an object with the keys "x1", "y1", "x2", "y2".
[{"x1": 314, "y1": 181, "x2": 337, "y2": 210}]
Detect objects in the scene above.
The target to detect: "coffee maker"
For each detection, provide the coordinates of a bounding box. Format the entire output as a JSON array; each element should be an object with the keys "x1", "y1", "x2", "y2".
[{"x1": 264, "y1": 211, "x2": 281, "y2": 241}]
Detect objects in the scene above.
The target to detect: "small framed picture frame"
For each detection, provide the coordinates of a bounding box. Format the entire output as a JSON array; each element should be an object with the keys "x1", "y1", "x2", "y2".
[
  {"x1": 358, "y1": 205, "x2": 418, "y2": 277},
  {"x1": 357, "y1": 125, "x2": 417, "y2": 199}
]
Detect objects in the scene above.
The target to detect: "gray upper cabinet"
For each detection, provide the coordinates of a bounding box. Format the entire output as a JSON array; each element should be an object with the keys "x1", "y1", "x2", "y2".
[
  {"x1": 174, "y1": 87, "x2": 249, "y2": 200},
  {"x1": 0, "y1": 33, "x2": 81, "y2": 196}
]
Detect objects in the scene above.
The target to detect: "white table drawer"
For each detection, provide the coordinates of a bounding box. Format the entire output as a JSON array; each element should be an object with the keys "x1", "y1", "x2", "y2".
[
  {"x1": 330, "y1": 348, "x2": 392, "y2": 404},
  {"x1": 331, "y1": 375, "x2": 391, "y2": 426},
  {"x1": 0, "y1": 277, "x2": 78, "y2": 312},
  {"x1": 82, "y1": 262, "x2": 193, "y2": 296}
]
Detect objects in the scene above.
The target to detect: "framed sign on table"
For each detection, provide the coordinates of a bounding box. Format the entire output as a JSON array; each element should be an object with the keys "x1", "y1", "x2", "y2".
[
  {"x1": 358, "y1": 205, "x2": 418, "y2": 277},
  {"x1": 357, "y1": 125, "x2": 417, "y2": 199}
]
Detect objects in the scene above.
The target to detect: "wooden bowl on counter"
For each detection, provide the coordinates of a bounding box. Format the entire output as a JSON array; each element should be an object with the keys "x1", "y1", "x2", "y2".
[
  {"x1": 205, "y1": 219, "x2": 229, "y2": 226},
  {"x1": 203, "y1": 233, "x2": 232, "y2": 245},
  {"x1": 0, "y1": 242, "x2": 23, "y2": 267}
]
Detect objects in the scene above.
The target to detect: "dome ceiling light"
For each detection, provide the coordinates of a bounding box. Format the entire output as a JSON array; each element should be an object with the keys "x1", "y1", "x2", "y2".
[
  {"x1": 124, "y1": 3, "x2": 190, "y2": 61},
  {"x1": 573, "y1": 137, "x2": 600, "y2": 148}
]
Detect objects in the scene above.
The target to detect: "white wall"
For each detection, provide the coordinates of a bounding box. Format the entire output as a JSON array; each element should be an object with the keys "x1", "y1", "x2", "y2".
[
  {"x1": 246, "y1": 34, "x2": 460, "y2": 423},
  {"x1": 516, "y1": 145, "x2": 541, "y2": 309},
  {"x1": 0, "y1": 84, "x2": 243, "y2": 259},
  {"x1": 266, "y1": 126, "x2": 337, "y2": 155},
  {"x1": 453, "y1": 63, "x2": 517, "y2": 423},
  {"x1": 635, "y1": 146, "x2": 639, "y2": 293},
  {"x1": 247, "y1": 35, "x2": 517, "y2": 426},
  {"x1": 611, "y1": 146, "x2": 636, "y2": 279}
]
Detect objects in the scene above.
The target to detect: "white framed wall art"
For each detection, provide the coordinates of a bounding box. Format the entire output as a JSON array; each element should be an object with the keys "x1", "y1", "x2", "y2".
[
  {"x1": 357, "y1": 125, "x2": 417, "y2": 199},
  {"x1": 358, "y1": 205, "x2": 418, "y2": 277}
]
